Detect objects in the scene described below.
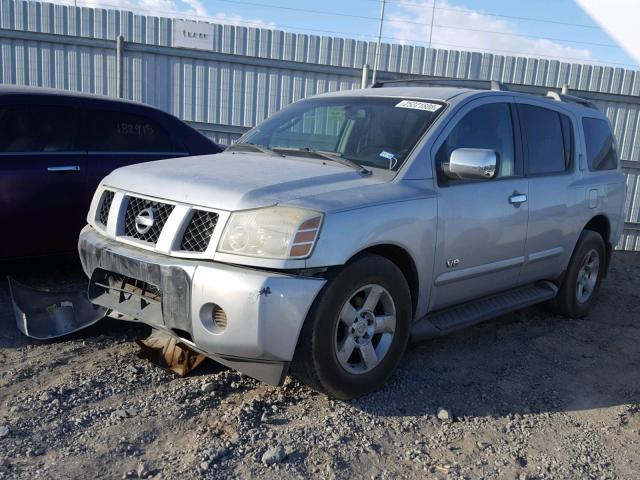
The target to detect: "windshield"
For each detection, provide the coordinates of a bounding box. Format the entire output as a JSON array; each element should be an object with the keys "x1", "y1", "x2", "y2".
[{"x1": 237, "y1": 96, "x2": 445, "y2": 171}]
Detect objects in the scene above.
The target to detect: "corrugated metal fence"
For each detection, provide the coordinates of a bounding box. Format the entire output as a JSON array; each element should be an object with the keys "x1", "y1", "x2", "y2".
[{"x1": 0, "y1": 0, "x2": 639, "y2": 250}]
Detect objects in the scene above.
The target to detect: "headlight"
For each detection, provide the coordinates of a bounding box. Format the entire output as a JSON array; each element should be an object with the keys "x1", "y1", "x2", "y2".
[{"x1": 218, "y1": 206, "x2": 323, "y2": 259}]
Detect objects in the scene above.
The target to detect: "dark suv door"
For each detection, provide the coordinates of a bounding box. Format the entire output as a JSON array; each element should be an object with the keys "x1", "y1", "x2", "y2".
[{"x1": 0, "y1": 103, "x2": 87, "y2": 259}]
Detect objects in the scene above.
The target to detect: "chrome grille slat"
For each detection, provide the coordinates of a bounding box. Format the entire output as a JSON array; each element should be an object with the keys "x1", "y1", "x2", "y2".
[
  {"x1": 97, "y1": 190, "x2": 114, "y2": 227},
  {"x1": 123, "y1": 196, "x2": 174, "y2": 244},
  {"x1": 181, "y1": 210, "x2": 219, "y2": 252}
]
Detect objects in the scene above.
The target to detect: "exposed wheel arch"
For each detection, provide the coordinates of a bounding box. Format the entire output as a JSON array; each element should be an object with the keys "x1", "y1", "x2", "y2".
[
  {"x1": 583, "y1": 214, "x2": 612, "y2": 276},
  {"x1": 584, "y1": 215, "x2": 610, "y2": 244},
  {"x1": 346, "y1": 244, "x2": 419, "y2": 320}
]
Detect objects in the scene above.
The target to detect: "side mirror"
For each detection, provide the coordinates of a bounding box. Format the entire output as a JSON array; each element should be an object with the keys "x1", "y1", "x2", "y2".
[{"x1": 444, "y1": 148, "x2": 497, "y2": 180}]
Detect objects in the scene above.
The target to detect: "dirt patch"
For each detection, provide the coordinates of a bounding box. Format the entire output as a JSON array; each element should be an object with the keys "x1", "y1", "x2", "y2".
[{"x1": 1, "y1": 253, "x2": 639, "y2": 479}]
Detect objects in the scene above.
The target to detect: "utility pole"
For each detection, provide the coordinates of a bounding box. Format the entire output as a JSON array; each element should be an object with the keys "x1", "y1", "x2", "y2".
[
  {"x1": 428, "y1": 0, "x2": 437, "y2": 50},
  {"x1": 371, "y1": 0, "x2": 386, "y2": 86}
]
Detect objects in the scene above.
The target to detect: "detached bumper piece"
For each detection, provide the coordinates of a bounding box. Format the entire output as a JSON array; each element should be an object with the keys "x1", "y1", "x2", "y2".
[{"x1": 8, "y1": 276, "x2": 107, "y2": 340}]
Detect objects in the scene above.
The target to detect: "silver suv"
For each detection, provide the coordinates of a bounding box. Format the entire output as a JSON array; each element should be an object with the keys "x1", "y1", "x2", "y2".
[{"x1": 78, "y1": 81, "x2": 626, "y2": 399}]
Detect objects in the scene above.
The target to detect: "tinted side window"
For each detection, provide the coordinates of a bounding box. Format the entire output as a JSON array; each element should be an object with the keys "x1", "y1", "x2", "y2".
[
  {"x1": 583, "y1": 117, "x2": 617, "y2": 171},
  {"x1": 0, "y1": 105, "x2": 77, "y2": 152},
  {"x1": 519, "y1": 105, "x2": 569, "y2": 175},
  {"x1": 88, "y1": 110, "x2": 174, "y2": 152},
  {"x1": 436, "y1": 103, "x2": 516, "y2": 182}
]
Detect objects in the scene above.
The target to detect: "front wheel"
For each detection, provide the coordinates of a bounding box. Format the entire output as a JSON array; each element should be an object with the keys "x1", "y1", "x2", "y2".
[
  {"x1": 550, "y1": 230, "x2": 605, "y2": 318},
  {"x1": 292, "y1": 253, "x2": 411, "y2": 399}
]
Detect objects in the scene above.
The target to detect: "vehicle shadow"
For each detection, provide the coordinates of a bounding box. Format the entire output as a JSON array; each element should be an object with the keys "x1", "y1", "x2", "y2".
[
  {"x1": 348, "y1": 252, "x2": 640, "y2": 418},
  {"x1": 2, "y1": 253, "x2": 639, "y2": 419}
]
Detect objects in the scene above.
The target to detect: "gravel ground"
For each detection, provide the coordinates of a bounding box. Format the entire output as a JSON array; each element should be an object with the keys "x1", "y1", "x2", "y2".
[{"x1": 1, "y1": 252, "x2": 639, "y2": 480}]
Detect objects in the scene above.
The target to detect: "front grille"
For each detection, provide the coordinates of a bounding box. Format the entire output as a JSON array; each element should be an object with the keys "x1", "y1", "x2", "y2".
[
  {"x1": 123, "y1": 196, "x2": 174, "y2": 244},
  {"x1": 180, "y1": 210, "x2": 219, "y2": 252},
  {"x1": 97, "y1": 190, "x2": 115, "y2": 227}
]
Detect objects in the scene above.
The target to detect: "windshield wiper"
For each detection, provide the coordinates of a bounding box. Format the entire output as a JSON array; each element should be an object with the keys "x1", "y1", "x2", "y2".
[
  {"x1": 226, "y1": 143, "x2": 282, "y2": 156},
  {"x1": 273, "y1": 147, "x2": 371, "y2": 175}
]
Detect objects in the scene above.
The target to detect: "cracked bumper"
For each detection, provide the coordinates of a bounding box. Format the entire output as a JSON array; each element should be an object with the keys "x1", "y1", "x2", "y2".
[{"x1": 78, "y1": 226, "x2": 326, "y2": 384}]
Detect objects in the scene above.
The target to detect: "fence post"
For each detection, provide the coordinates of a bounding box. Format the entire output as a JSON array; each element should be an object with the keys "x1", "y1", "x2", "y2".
[
  {"x1": 361, "y1": 64, "x2": 369, "y2": 89},
  {"x1": 116, "y1": 35, "x2": 124, "y2": 98}
]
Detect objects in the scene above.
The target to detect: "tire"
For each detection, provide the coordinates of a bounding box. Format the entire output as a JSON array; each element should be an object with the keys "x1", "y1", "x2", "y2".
[
  {"x1": 550, "y1": 229, "x2": 605, "y2": 318},
  {"x1": 292, "y1": 253, "x2": 412, "y2": 400}
]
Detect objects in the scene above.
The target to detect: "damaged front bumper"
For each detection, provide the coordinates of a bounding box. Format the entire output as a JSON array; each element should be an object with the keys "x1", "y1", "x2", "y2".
[{"x1": 78, "y1": 226, "x2": 326, "y2": 385}]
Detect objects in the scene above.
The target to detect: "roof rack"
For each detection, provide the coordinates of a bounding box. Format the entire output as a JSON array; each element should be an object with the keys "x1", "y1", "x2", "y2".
[
  {"x1": 545, "y1": 84, "x2": 597, "y2": 109},
  {"x1": 371, "y1": 77, "x2": 508, "y2": 91},
  {"x1": 371, "y1": 77, "x2": 598, "y2": 110}
]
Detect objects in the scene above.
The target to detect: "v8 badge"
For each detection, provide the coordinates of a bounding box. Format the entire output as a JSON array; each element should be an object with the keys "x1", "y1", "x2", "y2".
[{"x1": 446, "y1": 258, "x2": 460, "y2": 268}]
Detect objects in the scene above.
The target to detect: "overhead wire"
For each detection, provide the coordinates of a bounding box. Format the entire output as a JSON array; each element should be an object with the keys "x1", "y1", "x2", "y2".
[
  {"x1": 51, "y1": 0, "x2": 640, "y2": 69},
  {"x1": 184, "y1": 0, "x2": 622, "y2": 47},
  {"x1": 362, "y1": 0, "x2": 603, "y2": 30}
]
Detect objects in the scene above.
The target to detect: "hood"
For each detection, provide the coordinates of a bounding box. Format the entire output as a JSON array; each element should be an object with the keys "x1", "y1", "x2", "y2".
[{"x1": 102, "y1": 151, "x2": 391, "y2": 212}]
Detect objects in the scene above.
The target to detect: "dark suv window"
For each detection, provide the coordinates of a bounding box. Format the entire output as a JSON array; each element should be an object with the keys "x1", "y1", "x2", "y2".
[
  {"x1": 0, "y1": 105, "x2": 77, "y2": 153},
  {"x1": 88, "y1": 110, "x2": 174, "y2": 152},
  {"x1": 519, "y1": 104, "x2": 573, "y2": 175},
  {"x1": 583, "y1": 117, "x2": 617, "y2": 171},
  {"x1": 436, "y1": 102, "x2": 516, "y2": 181}
]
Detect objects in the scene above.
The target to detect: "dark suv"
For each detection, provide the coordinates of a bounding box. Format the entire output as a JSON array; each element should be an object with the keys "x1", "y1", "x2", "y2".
[{"x1": 0, "y1": 86, "x2": 221, "y2": 259}]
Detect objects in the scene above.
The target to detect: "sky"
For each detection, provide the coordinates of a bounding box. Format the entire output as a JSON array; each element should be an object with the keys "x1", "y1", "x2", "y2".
[{"x1": 56, "y1": 0, "x2": 640, "y2": 70}]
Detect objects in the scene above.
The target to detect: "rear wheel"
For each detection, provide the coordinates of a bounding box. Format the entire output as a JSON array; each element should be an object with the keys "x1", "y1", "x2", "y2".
[
  {"x1": 292, "y1": 254, "x2": 411, "y2": 399},
  {"x1": 550, "y1": 230, "x2": 605, "y2": 318}
]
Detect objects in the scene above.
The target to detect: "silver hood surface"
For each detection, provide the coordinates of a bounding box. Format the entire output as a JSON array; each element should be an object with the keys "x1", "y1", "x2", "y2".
[{"x1": 102, "y1": 151, "x2": 391, "y2": 212}]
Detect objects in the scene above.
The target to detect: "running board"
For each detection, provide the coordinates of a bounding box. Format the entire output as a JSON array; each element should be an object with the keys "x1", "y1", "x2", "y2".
[{"x1": 411, "y1": 281, "x2": 558, "y2": 342}]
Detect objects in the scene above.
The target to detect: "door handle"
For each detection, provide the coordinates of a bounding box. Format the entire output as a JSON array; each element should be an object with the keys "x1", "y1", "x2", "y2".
[
  {"x1": 47, "y1": 166, "x2": 81, "y2": 172},
  {"x1": 509, "y1": 192, "x2": 527, "y2": 206}
]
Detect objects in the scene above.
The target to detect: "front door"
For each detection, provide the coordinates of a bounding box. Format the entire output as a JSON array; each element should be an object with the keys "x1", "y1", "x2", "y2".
[
  {"x1": 430, "y1": 99, "x2": 529, "y2": 310},
  {"x1": 0, "y1": 103, "x2": 86, "y2": 259}
]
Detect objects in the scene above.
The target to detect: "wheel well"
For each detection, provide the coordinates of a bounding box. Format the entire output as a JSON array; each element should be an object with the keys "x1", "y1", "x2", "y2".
[
  {"x1": 583, "y1": 214, "x2": 612, "y2": 276},
  {"x1": 584, "y1": 215, "x2": 610, "y2": 244},
  {"x1": 354, "y1": 244, "x2": 419, "y2": 319}
]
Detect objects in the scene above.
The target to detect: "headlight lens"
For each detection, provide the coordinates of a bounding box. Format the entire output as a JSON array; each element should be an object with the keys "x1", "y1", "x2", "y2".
[{"x1": 218, "y1": 206, "x2": 323, "y2": 259}]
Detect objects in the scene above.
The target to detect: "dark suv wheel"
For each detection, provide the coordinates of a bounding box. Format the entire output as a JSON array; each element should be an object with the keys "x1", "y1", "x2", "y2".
[
  {"x1": 292, "y1": 253, "x2": 411, "y2": 399},
  {"x1": 550, "y1": 230, "x2": 605, "y2": 318}
]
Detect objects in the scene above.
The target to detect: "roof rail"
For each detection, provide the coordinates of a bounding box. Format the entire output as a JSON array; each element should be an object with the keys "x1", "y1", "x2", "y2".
[
  {"x1": 371, "y1": 77, "x2": 508, "y2": 91},
  {"x1": 545, "y1": 84, "x2": 597, "y2": 109}
]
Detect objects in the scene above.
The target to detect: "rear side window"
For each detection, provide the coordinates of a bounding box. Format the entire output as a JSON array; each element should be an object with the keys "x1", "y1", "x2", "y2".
[
  {"x1": 88, "y1": 110, "x2": 174, "y2": 152},
  {"x1": 519, "y1": 104, "x2": 572, "y2": 175},
  {"x1": 583, "y1": 117, "x2": 617, "y2": 171},
  {"x1": 0, "y1": 105, "x2": 77, "y2": 153}
]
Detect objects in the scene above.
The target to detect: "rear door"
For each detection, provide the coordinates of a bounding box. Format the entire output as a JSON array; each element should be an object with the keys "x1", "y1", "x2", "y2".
[
  {"x1": 429, "y1": 97, "x2": 529, "y2": 310},
  {"x1": 0, "y1": 101, "x2": 86, "y2": 259},
  {"x1": 515, "y1": 100, "x2": 583, "y2": 284},
  {"x1": 83, "y1": 105, "x2": 189, "y2": 203}
]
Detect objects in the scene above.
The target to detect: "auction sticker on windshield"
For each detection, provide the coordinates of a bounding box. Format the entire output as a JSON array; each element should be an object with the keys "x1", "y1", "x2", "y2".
[{"x1": 395, "y1": 100, "x2": 442, "y2": 112}]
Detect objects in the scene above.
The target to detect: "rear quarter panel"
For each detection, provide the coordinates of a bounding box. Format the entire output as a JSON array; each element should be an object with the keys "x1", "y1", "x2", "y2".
[{"x1": 573, "y1": 110, "x2": 626, "y2": 248}]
